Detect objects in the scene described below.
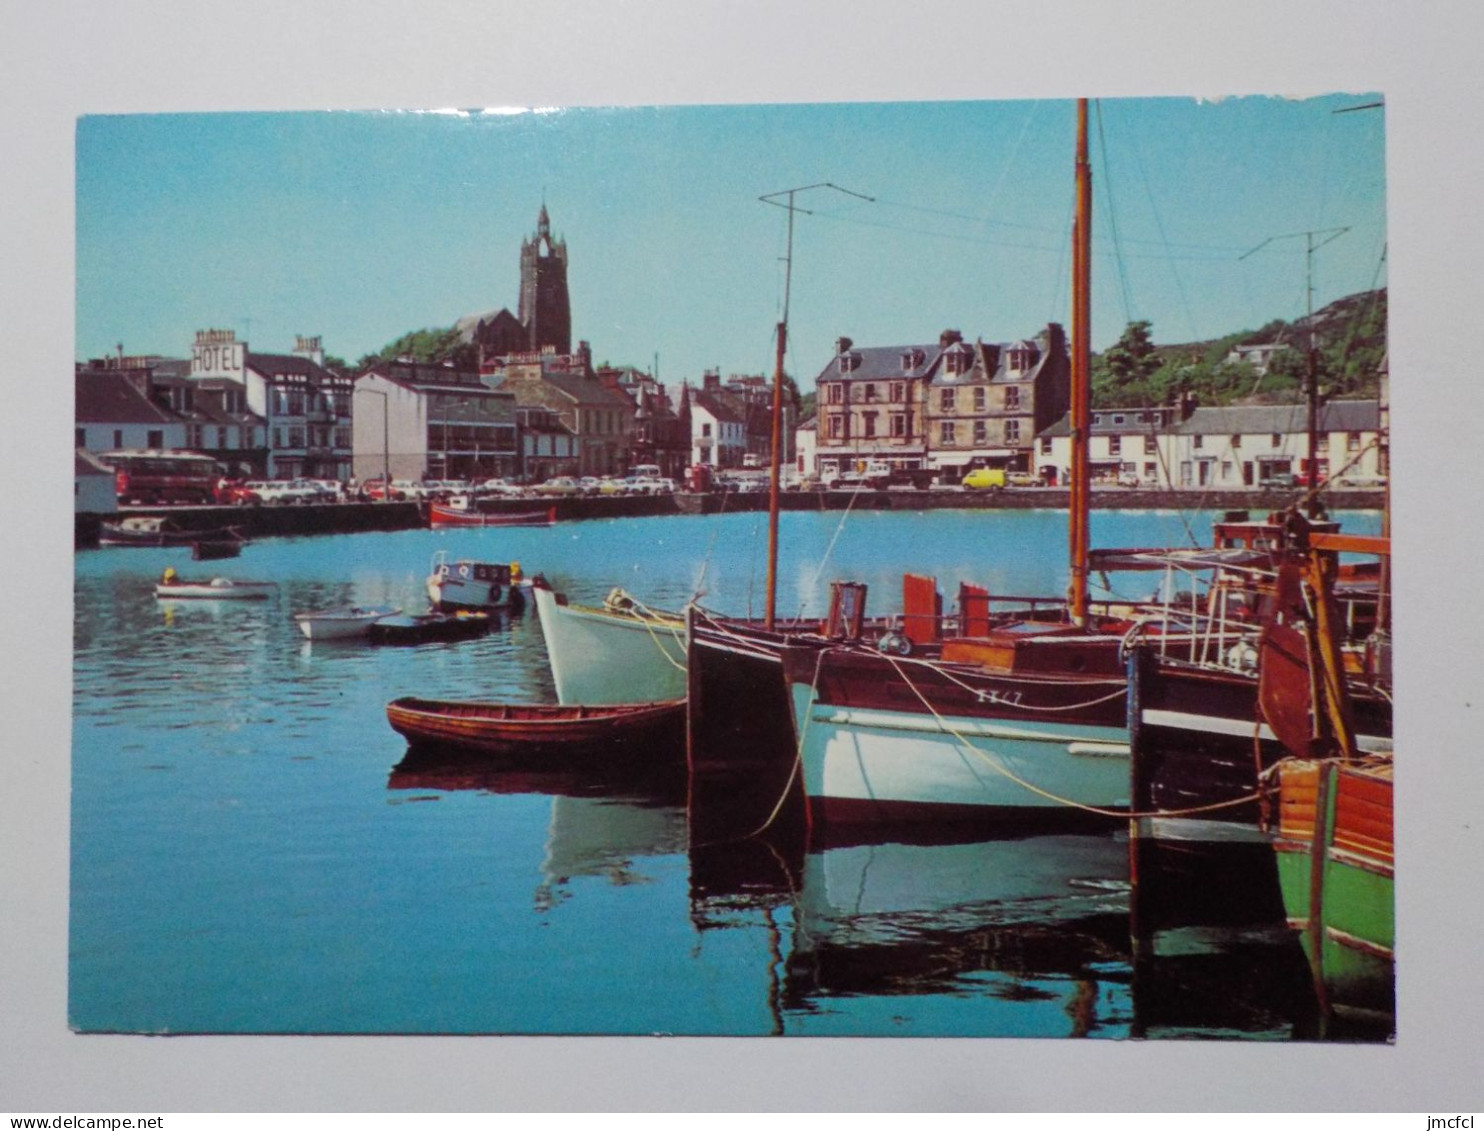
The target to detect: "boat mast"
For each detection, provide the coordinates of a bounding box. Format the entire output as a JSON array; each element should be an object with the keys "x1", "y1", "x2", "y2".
[
  {"x1": 1069, "y1": 98, "x2": 1092, "y2": 626},
  {"x1": 764, "y1": 194, "x2": 796, "y2": 631},
  {"x1": 759, "y1": 182, "x2": 874, "y2": 630}
]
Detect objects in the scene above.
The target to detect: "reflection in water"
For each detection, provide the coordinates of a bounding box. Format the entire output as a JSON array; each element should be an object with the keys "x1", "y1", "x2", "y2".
[{"x1": 72, "y1": 514, "x2": 1382, "y2": 1037}]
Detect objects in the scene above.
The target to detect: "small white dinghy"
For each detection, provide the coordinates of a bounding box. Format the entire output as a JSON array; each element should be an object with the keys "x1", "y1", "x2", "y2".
[
  {"x1": 154, "y1": 576, "x2": 278, "y2": 601},
  {"x1": 294, "y1": 605, "x2": 401, "y2": 641}
]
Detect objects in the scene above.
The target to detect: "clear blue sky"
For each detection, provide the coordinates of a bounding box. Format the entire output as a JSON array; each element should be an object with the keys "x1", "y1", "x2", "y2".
[{"x1": 76, "y1": 94, "x2": 1385, "y2": 387}]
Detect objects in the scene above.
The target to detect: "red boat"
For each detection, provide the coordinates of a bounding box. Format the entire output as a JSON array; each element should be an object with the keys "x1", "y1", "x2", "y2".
[
  {"x1": 385, "y1": 696, "x2": 686, "y2": 757},
  {"x1": 428, "y1": 499, "x2": 557, "y2": 528}
]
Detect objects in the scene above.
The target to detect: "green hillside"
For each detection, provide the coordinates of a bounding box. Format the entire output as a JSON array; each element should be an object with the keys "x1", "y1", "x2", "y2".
[{"x1": 1092, "y1": 288, "x2": 1387, "y2": 408}]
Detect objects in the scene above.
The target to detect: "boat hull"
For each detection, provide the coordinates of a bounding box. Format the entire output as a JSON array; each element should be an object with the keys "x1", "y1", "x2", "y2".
[
  {"x1": 386, "y1": 696, "x2": 685, "y2": 758},
  {"x1": 429, "y1": 503, "x2": 556, "y2": 528},
  {"x1": 686, "y1": 610, "x2": 809, "y2": 770},
  {"x1": 783, "y1": 644, "x2": 1130, "y2": 825},
  {"x1": 1272, "y1": 759, "x2": 1394, "y2": 1023},
  {"x1": 1128, "y1": 646, "x2": 1392, "y2": 844},
  {"x1": 532, "y1": 584, "x2": 686, "y2": 705},
  {"x1": 295, "y1": 606, "x2": 400, "y2": 640},
  {"x1": 369, "y1": 612, "x2": 494, "y2": 645},
  {"x1": 154, "y1": 580, "x2": 276, "y2": 600}
]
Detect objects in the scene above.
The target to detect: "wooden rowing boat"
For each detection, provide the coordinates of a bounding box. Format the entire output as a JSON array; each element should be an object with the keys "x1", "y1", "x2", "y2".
[{"x1": 385, "y1": 696, "x2": 686, "y2": 756}]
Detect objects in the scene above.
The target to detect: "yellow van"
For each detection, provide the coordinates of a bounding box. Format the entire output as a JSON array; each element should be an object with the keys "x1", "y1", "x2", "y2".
[{"x1": 961, "y1": 467, "x2": 1007, "y2": 490}]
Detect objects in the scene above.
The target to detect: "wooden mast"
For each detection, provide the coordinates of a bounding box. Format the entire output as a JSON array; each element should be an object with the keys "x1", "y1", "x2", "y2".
[{"x1": 1069, "y1": 98, "x2": 1092, "y2": 626}]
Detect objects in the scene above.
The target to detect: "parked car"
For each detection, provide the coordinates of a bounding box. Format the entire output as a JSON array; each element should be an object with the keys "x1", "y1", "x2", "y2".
[
  {"x1": 1259, "y1": 472, "x2": 1301, "y2": 489},
  {"x1": 241, "y1": 479, "x2": 323, "y2": 505},
  {"x1": 623, "y1": 476, "x2": 676, "y2": 496},
  {"x1": 531, "y1": 477, "x2": 581, "y2": 496},
  {"x1": 215, "y1": 479, "x2": 263, "y2": 506},
  {"x1": 961, "y1": 467, "x2": 1008, "y2": 490},
  {"x1": 1006, "y1": 471, "x2": 1042, "y2": 488},
  {"x1": 476, "y1": 478, "x2": 525, "y2": 498}
]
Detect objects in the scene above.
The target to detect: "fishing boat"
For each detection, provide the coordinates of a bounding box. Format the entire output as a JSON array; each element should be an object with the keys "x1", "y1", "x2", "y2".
[
  {"x1": 385, "y1": 695, "x2": 686, "y2": 757},
  {"x1": 426, "y1": 551, "x2": 528, "y2": 612},
  {"x1": 101, "y1": 515, "x2": 237, "y2": 547},
  {"x1": 429, "y1": 498, "x2": 557, "y2": 529},
  {"x1": 153, "y1": 572, "x2": 277, "y2": 600},
  {"x1": 1125, "y1": 510, "x2": 1391, "y2": 846},
  {"x1": 368, "y1": 610, "x2": 496, "y2": 645},
  {"x1": 1259, "y1": 515, "x2": 1393, "y2": 1025},
  {"x1": 775, "y1": 101, "x2": 1162, "y2": 826},
  {"x1": 294, "y1": 604, "x2": 401, "y2": 641},
  {"x1": 531, "y1": 578, "x2": 688, "y2": 705}
]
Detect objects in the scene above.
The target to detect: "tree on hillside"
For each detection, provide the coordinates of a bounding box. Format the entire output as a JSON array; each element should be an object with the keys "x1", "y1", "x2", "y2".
[
  {"x1": 1092, "y1": 320, "x2": 1163, "y2": 406},
  {"x1": 356, "y1": 326, "x2": 477, "y2": 372}
]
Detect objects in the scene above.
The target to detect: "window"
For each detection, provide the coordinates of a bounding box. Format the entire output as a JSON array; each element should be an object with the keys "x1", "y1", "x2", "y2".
[
  {"x1": 1271, "y1": 433, "x2": 1283, "y2": 447},
  {"x1": 827, "y1": 383, "x2": 844, "y2": 404},
  {"x1": 1113, "y1": 414, "x2": 1125, "y2": 426},
  {"x1": 1231, "y1": 434, "x2": 1242, "y2": 448},
  {"x1": 1108, "y1": 435, "x2": 1121, "y2": 456},
  {"x1": 1144, "y1": 462, "x2": 1157, "y2": 479},
  {"x1": 864, "y1": 384, "x2": 878, "y2": 402},
  {"x1": 76, "y1": 428, "x2": 86, "y2": 447},
  {"x1": 890, "y1": 382, "x2": 905, "y2": 403},
  {"x1": 1193, "y1": 435, "x2": 1204, "y2": 449},
  {"x1": 1144, "y1": 435, "x2": 1158, "y2": 456},
  {"x1": 1004, "y1": 387, "x2": 1020, "y2": 410},
  {"x1": 839, "y1": 353, "x2": 859, "y2": 374},
  {"x1": 217, "y1": 427, "x2": 228, "y2": 448},
  {"x1": 702, "y1": 423, "x2": 712, "y2": 437},
  {"x1": 288, "y1": 427, "x2": 306, "y2": 448},
  {"x1": 863, "y1": 412, "x2": 877, "y2": 438},
  {"x1": 939, "y1": 388, "x2": 956, "y2": 412},
  {"x1": 939, "y1": 421, "x2": 956, "y2": 445},
  {"x1": 1005, "y1": 420, "x2": 1020, "y2": 443},
  {"x1": 186, "y1": 425, "x2": 203, "y2": 448},
  {"x1": 113, "y1": 430, "x2": 123, "y2": 449},
  {"x1": 1317, "y1": 435, "x2": 1330, "y2": 453},
  {"x1": 973, "y1": 420, "x2": 987, "y2": 444},
  {"x1": 891, "y1": 414, "x2": 906, "y2": 437},
  {"x1": 1346, "y1": 432, "x2": 1361, "y2": 452},
  {"x1": 1040, "y1": 437, "x2": 1053, "y2": 454},
  {"x1": 973, "y1": 388, "x2": 986, "y2": 412},
  {"x1": 828, "y1": 416, "x2": 843, "y2": 439},
  {"x1": 147, "y1": 430, "x2": 164, "y2": 448},
  {"x1": 274, "y1": 428, "x2": 284, "y2": 449},
  {"x1": 945, "y1": 350, "x2": 966, "y2": 376}
]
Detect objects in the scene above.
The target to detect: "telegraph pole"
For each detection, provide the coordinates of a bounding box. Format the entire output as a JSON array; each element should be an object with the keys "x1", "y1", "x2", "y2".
[{"x1": 1241, "y1": 227, "x2": 1348, "y2": 515}]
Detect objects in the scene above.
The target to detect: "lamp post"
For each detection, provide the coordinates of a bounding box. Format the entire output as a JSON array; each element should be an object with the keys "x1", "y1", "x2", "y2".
[{"x1": 354, "y1": 386, "x2": 390, "y2": 499}]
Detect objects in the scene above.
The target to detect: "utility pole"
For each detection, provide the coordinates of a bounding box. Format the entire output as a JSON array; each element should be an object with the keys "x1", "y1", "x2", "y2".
[
  {"x1": 1240, "y1": 227, "x2": 1348, "y2": 515},
  {"x1": 758, "y1": 182, "x2": 874, "y2": 629}
]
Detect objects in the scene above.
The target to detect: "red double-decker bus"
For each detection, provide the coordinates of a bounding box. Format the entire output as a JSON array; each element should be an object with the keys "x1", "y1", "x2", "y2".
[{"x1": 96, "y1": 450, "x2": 225, "y2": 505}]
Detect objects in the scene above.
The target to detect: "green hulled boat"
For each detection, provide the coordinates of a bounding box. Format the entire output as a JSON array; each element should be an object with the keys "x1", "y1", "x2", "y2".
[{"x1": 1272, "y1": 757, "x2": 1394, "y2": 1023}]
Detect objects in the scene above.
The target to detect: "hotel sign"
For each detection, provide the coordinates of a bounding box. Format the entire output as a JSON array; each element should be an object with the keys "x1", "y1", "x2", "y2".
[{"x1": 191, "y1": 328, "x2": 245, "y2": 378}]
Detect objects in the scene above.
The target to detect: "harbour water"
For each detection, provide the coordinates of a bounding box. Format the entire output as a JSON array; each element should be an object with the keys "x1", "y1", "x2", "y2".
[{"x1": 70, "y1": 506, "x2": 1385, "y2": 1037}]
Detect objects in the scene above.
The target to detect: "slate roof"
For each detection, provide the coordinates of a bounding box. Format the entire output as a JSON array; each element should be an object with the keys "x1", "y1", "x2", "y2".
[
  {"x1": 1037, "y1": 399, "x2": 1380, "y2": 439},
  {"x1": 532, "y1": 371, "x2": 635, "y2": 409},
  {"x1": 75, "y1": 370, "x2": 180, "y2": 425},
  {"x1": 691, "y1": 390, "x2": 745, "y2": 425},
  {"x1": 246, "y1": 351, "x2": 338, "y2": 383},
  {"x1": 813, "y1": 343, "x2": 942, "y2": 384},
  {"x1": 1176, "y1": 400, "x2": 1379, "y2": 436}
]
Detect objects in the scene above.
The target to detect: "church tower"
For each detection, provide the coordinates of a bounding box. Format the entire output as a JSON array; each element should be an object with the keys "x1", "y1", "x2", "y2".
[{"x1": 518, "y1": 204, "x2": 571, "y2": 354}]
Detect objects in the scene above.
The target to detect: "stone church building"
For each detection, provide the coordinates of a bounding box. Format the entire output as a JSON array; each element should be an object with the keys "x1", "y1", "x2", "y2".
[{"x1": 456, "y1": 204, "x2": 572, "y2": 371}]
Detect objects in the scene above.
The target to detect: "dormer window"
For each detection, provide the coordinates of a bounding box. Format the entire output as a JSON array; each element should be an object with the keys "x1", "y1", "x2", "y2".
[
  {"x1": 901, "y1": 348, "x2": 925, "y2": 371},
  {"x1": 944, "y1": 349, "x2": 967, "y2": 376},
  {"x1": 838, "y1": 352, "x2": 860, "y2": 374}
]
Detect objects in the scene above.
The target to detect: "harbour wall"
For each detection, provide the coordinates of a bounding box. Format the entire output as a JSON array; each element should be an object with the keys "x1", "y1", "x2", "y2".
[{"x1": 75, "y1": 487, "x2": 1386, "y2": 547}]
